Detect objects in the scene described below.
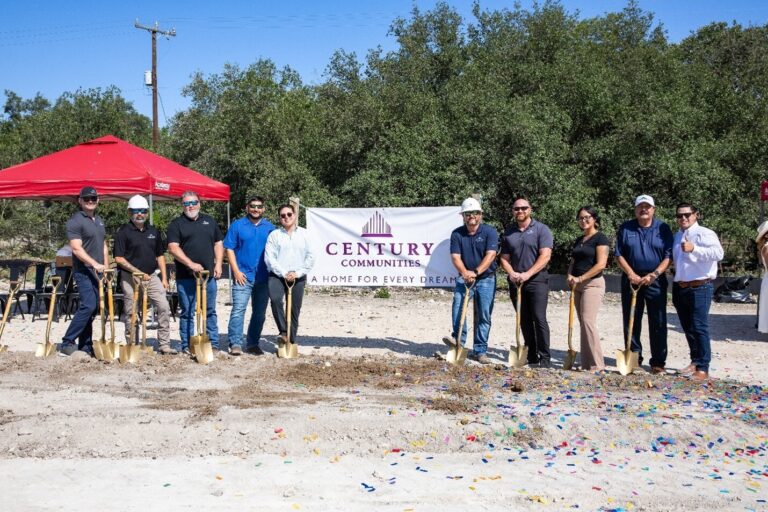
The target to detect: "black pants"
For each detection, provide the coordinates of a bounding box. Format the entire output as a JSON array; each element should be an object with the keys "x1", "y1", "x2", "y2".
[
  {"x1": 510, "y1": 272, "x2": 551, "y2": 363},
  {"x1": 268, "y1": 274, "x2": 306, "y2": 342}
]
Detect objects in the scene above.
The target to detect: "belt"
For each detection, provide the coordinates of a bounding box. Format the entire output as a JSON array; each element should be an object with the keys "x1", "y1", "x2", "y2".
[{"x1": 675, "y1": 279, "x2": 710, "y2": 289}]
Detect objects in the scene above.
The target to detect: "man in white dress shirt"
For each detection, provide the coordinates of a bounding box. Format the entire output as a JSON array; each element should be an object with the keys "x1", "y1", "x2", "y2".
[{"x1": 672, "y1": 203, "x2": 723, "y2": 381}]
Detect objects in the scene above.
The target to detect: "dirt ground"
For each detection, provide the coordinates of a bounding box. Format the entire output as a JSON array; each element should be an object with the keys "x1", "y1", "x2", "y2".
[{"x1": 0, "y1": 286, "x2": 766, "y2": 511}]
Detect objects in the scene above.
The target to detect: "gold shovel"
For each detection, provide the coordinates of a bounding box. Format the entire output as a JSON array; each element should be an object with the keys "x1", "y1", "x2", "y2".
[
  {"x1": 139, "y1": 277, "x2": 155, "y2": 357},
  {"x1": 36, "y1": 275, "x2": 62, "y2": 357},
  {"x1": 104, "y1": 270, "x2": 119, "y2": 361},
  {"x1": 119, "y1": 274, "x2": 143, "y2": 364},
  {"x1": 445, "y1": 282, "x2": 473, "y2": 365},
  {"x1": 508, "y1": 285, "x2": 528, "y2": 368},
  {"x1": 617, "y1": 283, "x2": 642, "y2": 376},
  {"x1": 93, "y1": 272, "x2": 110, "y2": 361},
  {"x1": 0, "y1": 280, "x2": 21, "y2": 353},
  {"x1": 563, "y1": 283, "x2": 578, "y2": 370},
  {"x1": 193, "y1": 270, "x2": 214, "y2": 364},
  {"x1": 277, "y1": 279, "x2": 299, "y2": 359}
]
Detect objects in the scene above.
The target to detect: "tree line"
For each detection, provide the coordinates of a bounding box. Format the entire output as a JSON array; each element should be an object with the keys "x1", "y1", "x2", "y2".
[{"x1": 1, "y1": 1, "x2": 766, "y2": 273}]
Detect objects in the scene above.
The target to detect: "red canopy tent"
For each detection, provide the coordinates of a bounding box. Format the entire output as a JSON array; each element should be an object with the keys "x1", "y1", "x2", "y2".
[{"x1": 0, "y1": 135, "x2": 229, "y2": 202}]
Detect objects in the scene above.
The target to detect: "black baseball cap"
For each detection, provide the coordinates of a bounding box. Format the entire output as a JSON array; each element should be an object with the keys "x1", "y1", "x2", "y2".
[{"x1": 79, "y1": 186, "x2": 98, "y2": 198}]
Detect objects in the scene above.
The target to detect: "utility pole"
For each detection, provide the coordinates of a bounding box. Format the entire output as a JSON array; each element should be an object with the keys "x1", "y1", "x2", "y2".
[{"x1": 134, "y1": 20, "x2": 176, "y2": 151}]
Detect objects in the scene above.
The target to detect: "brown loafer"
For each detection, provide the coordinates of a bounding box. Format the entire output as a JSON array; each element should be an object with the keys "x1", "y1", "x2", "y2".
[
  {"x1": 650, "y1": 366, "x2": 665, "y2": 375},
  {"x1": 690, "y1": 370, "x2": 709, "y2": 381},
  {"x1": 677, "y1": 363, "x2": 696, "y2": 376}
]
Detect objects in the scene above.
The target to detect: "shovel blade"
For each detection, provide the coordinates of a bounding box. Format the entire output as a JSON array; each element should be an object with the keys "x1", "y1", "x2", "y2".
[
  {"x1": 445, "y1": 345, "x2": 467, "y2": 365},
  {"x1": 35, "y1": 342, "x2": 56, "y2": 358},
  {"x1": 119, "y1": 344, "x2": 142, "y2": 364},
  {"x1": 563, "y1": 349, "x2": 578, "y2": 371},
  {"x1": 93, "y1": 341, "x2": 105, "y2": 361},
  {"x1": 194, "y1": 337, "x2": 214, "y2": 364},
  {"x1": 508, "y1": 345, "x2": 528, "y2": 368},
  {"x1": 107, "y1": 342, "x2": 120, "y2": 361},
  {"x1": 615, "y1": 349, "x2": 638, "y2": 376},
  {"x1": 0, "y1": 344, "x2": 8, "y2": 353},
  {"x1": 277, "y1": 342, "x2": 298, "y2": 359}
]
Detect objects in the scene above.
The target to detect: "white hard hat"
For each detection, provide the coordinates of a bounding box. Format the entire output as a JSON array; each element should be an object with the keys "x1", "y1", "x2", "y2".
[
  {"x1": 460, "y1": 197, "x2": 483, "y2": 213},
  {"x1": 128, "y1": 195, "x2": 149, "y2": 210}
]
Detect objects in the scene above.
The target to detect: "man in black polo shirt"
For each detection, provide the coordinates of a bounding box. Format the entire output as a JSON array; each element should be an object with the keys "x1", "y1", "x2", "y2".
[
  {"x1": 499, "y1": 195, "x2": 554, "y2": 368},
  {"x1": 166, "y1": 191, "x2": 224, "y2": 354},
  {"x1": 58, "y1": 186, "x2": 109, "y2": 357},
  {"x1": 114, "y1": 195, "x2": 176, "y2": 355}
]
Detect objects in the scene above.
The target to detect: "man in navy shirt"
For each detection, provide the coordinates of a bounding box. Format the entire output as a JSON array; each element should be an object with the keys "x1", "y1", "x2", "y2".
[
  {"x1": 615, "y1": 194, "x2": 673, "y2": 373},
  {"x1": 223, "y1": 195, "x2": 275, "y2": 356},
  {"x1": 443, "y1": 197, "x2": 498, "y2": 364},
  {"x1": 499, "y1": 195, "x2": 554, "y2": 368}
]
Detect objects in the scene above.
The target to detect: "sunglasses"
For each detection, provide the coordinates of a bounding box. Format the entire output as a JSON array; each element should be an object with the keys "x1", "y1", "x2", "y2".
[
  {"x1": 81, "y1": 196, "x2": 98, "y2": 203},
  {"x1": 280, "y1": 212, "x2": 294, "y2": 219},
  {"x1": 463, "y1": 211, "x2": 481, "y2": 217},
  {"x1": 130, "y1": 208, "x2": 148, "y2": 215},
  {"x1": 513, "y1": 206, "x2": 529, "y2": 212},
  {"x1": 675, "y1": 212, "x2": 694, "y2": 219},
  {"x1": 248, "y1": 203, "x2": 264, "y2": 209},
  {"x1": 577, "y1": 215, "x2": 592, "y2": 222},
  {"x1": 182, "y1": 200, "x2": 199, "y2": 207}
]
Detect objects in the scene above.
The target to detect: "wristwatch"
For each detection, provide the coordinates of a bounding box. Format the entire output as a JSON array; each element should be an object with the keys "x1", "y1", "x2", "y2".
[{"x1": 652, "y1": 270, "x2": 660, "y2": 278}]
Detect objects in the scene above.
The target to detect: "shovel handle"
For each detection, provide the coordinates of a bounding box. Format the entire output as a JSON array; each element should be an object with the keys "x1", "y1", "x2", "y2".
[
  {"x1": 285, "y1": 279, "x2": 295, "y2": 344},
  {"x1": 567, "y1": 284, "x2": 576, "y2": 351},
  {"x1": 455, "y1": 281, "x2": 474, "y2": 347},
  {"x1": 625, "y1": 284, "x2": 642, "y2": 352},
  {"x1": 44, "y1": 276, "x2": 62, "y2": 343},
  {"x1": 514, "y1": 285, "x2": 522, "y2": 349},
  {"x1": 0, "y1": 280, "x2": 21, "y2": 342}
]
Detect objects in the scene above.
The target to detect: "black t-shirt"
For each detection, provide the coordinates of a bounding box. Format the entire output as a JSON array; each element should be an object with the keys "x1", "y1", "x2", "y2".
[
  {"x1": 166, "y1": 213, "x2": 224, "y2": 280},
  {"x1": 571, "y1": 232, "x2": 610, "y2": 277},
  {"x1": 113, "y1": 222, "x2": 164, "y2": 276},
  {"x1": 65, "y1": 211, "x2": 106, "y2": 272}
]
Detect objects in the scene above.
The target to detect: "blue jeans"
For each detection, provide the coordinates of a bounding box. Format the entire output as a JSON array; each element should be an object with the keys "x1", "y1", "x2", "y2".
[
  {"x1": 621, "y1": 274, "x2": 668, "y2": 368},
  {"x1": 61, "y1": 269, "x2": 99, "y2": 350},
  {"x1": 672, "y1": 282, "x2": 713, "y2": 372},
  {"x1": 177, "y1": 277, "x2": 218, "y2": 350},
  {"x1": 227, "y1": 279, "x2": 268, "y2": 349},
  {"x1": 450, "y1": 276, "x2": 495, "y2": 355}
]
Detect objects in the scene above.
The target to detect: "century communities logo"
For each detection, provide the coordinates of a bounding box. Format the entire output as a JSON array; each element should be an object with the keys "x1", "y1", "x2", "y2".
[
  {"x1": 362, "y1": 211, "x2": 392, "y2": 237},
  {"x1": 154, "y1": 181, "x2": 170, "y2": 191}
]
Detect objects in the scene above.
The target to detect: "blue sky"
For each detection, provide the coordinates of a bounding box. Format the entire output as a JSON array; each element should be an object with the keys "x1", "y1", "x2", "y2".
[{"x1": 2, "y1": 1, "x2": 767, "y2": 126}]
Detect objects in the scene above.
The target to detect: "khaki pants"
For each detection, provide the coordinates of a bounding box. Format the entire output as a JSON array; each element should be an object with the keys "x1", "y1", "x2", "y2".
[
  {"x1": 121, "y1": 272, "x2": 171, "y2": 349},
  {"x1": 574, "y1": 276, "x2": 605, "y2": 371}
]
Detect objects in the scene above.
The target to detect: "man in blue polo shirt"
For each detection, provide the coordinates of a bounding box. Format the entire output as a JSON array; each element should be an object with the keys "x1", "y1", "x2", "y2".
[
  {"x1": 442, "y1": 197, "x2": 498, "y2": 364},
  {"x1": 224, "y1": 195, "x2": 275, "y2": 356},
  {"x1": 499, "y1": 194, "x2": 554, "y2": 368},
  {"x1": 615, "y1": 194, "x2": 674, "y2": 373}
]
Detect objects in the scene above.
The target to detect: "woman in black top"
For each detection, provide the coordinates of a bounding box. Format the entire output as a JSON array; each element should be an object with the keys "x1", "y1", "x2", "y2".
[{"x1": 566, "y1": 206, "x2": 609, "y2": 371}]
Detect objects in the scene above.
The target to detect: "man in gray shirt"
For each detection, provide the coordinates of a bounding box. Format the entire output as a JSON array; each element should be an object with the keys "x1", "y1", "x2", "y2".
[{"x1": 58, "y1": 186, "x2": 109, "y2": 357}]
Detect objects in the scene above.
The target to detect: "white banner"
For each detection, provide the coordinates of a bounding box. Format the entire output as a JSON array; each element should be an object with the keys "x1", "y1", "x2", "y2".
[{"x1": 306, "y1": 207, "x2": 461, "y2": 287}]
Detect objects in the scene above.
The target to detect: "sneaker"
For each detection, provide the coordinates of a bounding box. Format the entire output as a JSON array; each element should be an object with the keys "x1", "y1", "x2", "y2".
[
  {"x1": 182, "y1": 348, "x2": 193, "y2": 357},
  {"x1": 537, "y1": 360, "x2": 552, "y2": 369},
  {"x1": 276, "y1": 334, "x2": 288, "y2": 345},
  {"x1": 229, "y1": 345, "x2": 243, "y2": 356},
  {"x1": 650, "y1": 366, "x2": 665, "y2": 375},
  {"x1": 442, "y1": 336, "x2": 457, "y2": 348},
  {"x1": 469, "y1": 353, "x2": 491, "y2": 365},
  {"x1": 57, "y1": 343, "x2": 77, "y2": 357},
  {"x1": 159, "y1": 346, "x2": 178, "y2": 355},
  {"x1": 245, "y1": 345, "x2": 265, "y2": 356}
]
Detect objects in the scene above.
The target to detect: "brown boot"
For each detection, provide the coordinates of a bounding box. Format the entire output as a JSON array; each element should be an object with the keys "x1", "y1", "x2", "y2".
[
  {"x1": 677, "y1": 363, "x2": 696, "y2": 376},
  {"x1": 690, "y1": 370, "x2": 709, "y2": 381}
]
